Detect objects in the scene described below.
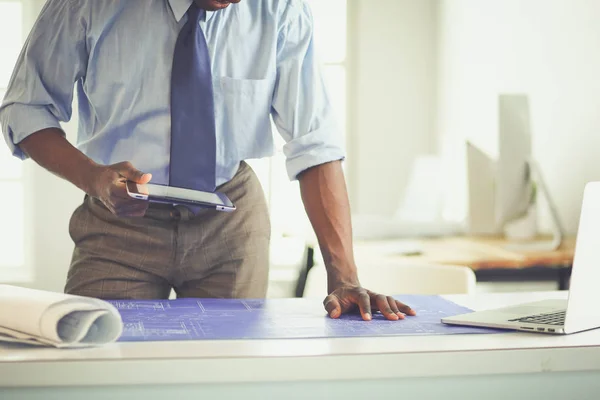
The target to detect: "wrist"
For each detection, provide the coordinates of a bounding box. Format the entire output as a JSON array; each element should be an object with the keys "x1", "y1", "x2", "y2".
[{"x1": 326, "y1": 264, "x2": 360, "y2": 291}]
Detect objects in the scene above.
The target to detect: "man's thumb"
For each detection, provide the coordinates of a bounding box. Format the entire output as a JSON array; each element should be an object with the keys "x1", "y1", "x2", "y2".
[
  {"x1": 117, "y1": 162, "x2": 152, "y2": 184},
  {"x1": 323, "y1": 295, "x2": 342, "y2": 319}
]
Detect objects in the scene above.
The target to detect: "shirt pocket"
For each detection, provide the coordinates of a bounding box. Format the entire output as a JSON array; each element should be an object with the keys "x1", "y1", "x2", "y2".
[{"x1": 213, "y1": 77, "x2": 274, "y2": 159}]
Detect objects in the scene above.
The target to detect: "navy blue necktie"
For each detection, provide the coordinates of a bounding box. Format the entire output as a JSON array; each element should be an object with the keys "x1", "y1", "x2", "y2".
[{"x1": 169, "y1": 5, "x2": 217, "y2": 191}]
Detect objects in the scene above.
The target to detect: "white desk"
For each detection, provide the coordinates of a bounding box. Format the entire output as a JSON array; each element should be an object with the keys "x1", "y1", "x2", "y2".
[{"x1": 1, "y1": 292, "x2": 600, "y2": 400}]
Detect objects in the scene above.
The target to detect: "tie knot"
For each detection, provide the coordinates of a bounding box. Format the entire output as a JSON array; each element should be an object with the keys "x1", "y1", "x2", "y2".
[{"x1": 187, "y1": 4, "x2": 202, "y2": 23}]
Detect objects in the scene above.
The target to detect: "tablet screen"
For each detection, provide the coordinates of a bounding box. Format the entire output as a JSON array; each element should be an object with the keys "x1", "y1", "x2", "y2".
[{"x1": 140, "y1": 183, "x2": 231, "y2": 206}]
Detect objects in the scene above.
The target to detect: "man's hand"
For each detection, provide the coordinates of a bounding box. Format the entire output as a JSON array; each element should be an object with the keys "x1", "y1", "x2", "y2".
[
  {"x1": 18, "y1": 129, "x2": 151, "y2": 217},
  {"x1": 89, "y1": 161, "x2": 152, "y2": 217},
  {"x1": 323, "y1": 284, "x2": 417, "y2": 321},
  {"x1": 298, "y1": 161, "x2": 415, "y2": 321}
]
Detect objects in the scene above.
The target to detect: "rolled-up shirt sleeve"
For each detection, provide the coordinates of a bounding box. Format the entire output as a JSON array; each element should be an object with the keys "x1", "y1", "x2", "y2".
[
  {"x1": 271, "y1": 2, "x2": 346, "y2": 181},
  {"x1": 0, "y1": 0, "x2": 87, "y2": 160}
]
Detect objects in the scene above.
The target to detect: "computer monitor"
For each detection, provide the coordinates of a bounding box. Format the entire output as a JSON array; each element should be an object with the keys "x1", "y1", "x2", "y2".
[
  {"x1": 466, "y1": 94, "x2": 564, "y2": 250},
  {"x1": 496, "y1": 94, "x2": 534, "y2": 226}
]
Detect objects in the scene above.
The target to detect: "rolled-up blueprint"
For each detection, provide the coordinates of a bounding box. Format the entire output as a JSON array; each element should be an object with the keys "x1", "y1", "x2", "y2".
[{"x1": 0, "y1": 285, "x2": 122, "y2": 347}]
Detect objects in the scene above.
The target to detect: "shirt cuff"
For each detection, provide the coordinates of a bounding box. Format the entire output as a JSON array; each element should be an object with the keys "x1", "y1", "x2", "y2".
[
  {"x1": 283, "y1": 126, "x2": 346, "y2": 181},
  {"x1": 1, "y1": 104, "x2": 63, "y2": 159}
]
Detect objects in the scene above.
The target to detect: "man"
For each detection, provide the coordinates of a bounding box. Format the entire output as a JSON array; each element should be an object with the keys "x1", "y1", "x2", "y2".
[{"x1": 0, "y1": 0, "x2": 415, "y2": 321}]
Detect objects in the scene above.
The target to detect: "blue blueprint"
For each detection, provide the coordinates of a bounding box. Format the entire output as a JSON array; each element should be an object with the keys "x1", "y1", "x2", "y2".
[{"x1": 108, "y1": 295, "x2": 504, "y2": 342}]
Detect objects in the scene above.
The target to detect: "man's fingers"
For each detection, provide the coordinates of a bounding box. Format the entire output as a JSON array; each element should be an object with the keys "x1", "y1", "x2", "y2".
[
  {"x1": 325, "y1": 286, "x2": 414, "y2": 321},
  {"x1": 395, "y1": 300, "x2": 416, "y2": 316},
  {"x1": 117, "y1": 204, "x2": 149, "y2": 217},
  {"x1": 111, "y1": 189, "x2": 146, "y2": 207},
  {"x1": 115, "y1": 161, "x2": 152, "y2": 184},
  {"x1": 387, "y1": 296, "x2": 404, "y2": 319},
  {"x1": 139, "y1": 173, "x2": 152, "y2": 184},
  {"x1": 356, "y1": 291, "x2": 372, "y2": 321},
  {"x1": 112, "y1": 179, "x2": 135, "y2": 200},
  {"x1": 323, "y1": 295, "x2": 342, "y2": 319},
  {"x1": 372, "y1": 294, "x2": 399, "y2": 321},
  {"x1": 110, "y1": 198, "x2": 149, "y2": 217}
]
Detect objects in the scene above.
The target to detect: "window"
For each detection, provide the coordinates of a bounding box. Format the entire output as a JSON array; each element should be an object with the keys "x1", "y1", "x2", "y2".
[
  {"x1": 0, "y1": 0, "x2": 26, "y2": 272},
  {"x1": 308, "y1": 0, "x2": 347, "y2": 149},
  {"x1": 250, "y1": 0, "x2": 348, "y2": 240}
]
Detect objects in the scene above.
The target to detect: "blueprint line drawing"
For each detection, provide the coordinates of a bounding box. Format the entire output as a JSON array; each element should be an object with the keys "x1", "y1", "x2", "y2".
[{"x1": 108, "y1": 295, "x2": 504, "y2": 342}]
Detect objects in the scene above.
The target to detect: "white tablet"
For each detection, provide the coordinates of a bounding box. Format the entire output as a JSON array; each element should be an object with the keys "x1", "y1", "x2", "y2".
[{"x1": 126, "y1": 182, "x2": 236, "y2": 212}]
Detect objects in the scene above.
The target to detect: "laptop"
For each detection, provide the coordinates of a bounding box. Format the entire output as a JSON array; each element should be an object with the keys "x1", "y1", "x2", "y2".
[{"x1": 442, "y1": 182, "x2": 600, "y2": 334}]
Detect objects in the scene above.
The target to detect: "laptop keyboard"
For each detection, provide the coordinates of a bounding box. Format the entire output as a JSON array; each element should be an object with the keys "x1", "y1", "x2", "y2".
[{"x1": 508, "y1": 310, "x2": 566, "y2": 325}]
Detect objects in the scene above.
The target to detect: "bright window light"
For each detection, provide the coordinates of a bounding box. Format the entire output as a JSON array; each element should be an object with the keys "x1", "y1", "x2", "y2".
[
  {"x1": 0, "y1": 1, "x2": 25, "y2": 271},
  {"x1": 0, "y1": 1, "x2": 23, "y2": 88},
  {"x1": 306, "y1": 0, "x2": 347, "y2": 64}
]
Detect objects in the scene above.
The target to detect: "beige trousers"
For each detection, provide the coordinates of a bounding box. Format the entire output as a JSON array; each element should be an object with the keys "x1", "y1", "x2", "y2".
[{"x1": 64, "y1": 162, "x2": 271, "y2": 300}]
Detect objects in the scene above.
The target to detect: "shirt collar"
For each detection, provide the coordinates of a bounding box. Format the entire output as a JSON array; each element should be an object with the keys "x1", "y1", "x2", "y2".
[{"x1": 168, "y1": 0, "x2": 215, "y2": 23}]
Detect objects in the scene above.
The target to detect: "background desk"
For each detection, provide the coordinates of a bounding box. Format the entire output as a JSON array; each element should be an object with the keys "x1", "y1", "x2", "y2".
[
  {"x1": 298, "y1": 236, "x2": 576, "y2": 296},
  {"x1": 1, "y1": 291, "x2": 599, "y2": 399},
  {"x1": 353, "y1": 236, "x2": 576, "y2": 290}
]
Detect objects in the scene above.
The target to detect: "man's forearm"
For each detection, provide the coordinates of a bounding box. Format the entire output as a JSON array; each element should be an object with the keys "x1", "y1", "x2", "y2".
[
  {"x1": 18, "y1": 128, "x2": 100, "y2": 195},
  {"x1": 298, "y1": 160, "x2": 358, "y2": 291}
]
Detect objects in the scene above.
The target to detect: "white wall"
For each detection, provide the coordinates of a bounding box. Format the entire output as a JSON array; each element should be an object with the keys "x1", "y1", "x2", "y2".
[
  {"x1": 436, "y1": 0, "x2": 600, "y2": 234},
  {"x1": 348, "y1": 0, "x2": 438, "y2": 215}
]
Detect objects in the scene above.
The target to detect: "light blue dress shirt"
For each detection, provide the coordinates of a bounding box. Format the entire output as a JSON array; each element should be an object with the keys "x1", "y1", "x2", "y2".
[{"x1": 0, "y1": 0, "x2": 344, "y2": 186}]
